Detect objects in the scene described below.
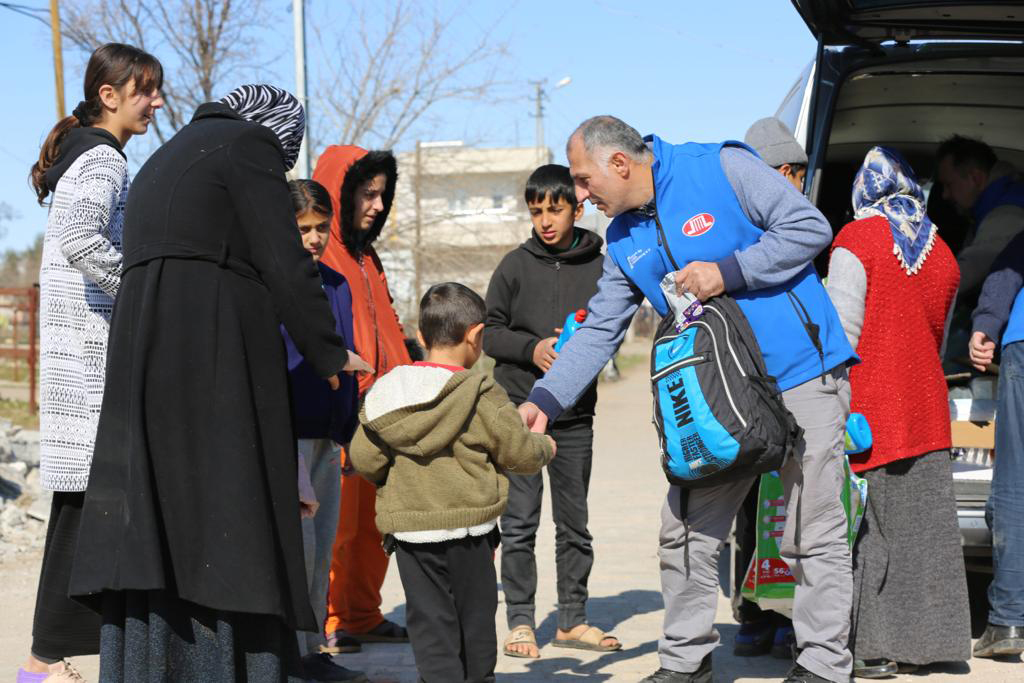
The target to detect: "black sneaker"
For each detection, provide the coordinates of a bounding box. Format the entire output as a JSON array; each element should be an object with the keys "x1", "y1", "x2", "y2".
[
  {"x1": 300, "y1": 652, "x2": 369, "y2": 682},
  {"x1": 639, "y1": 654, "x2": 712, "y2": 682},
  {"x1": 973, "y1": 623, "x2": 1024, "y2": 658},
  {"x1": 853, "y1": 659, "x2": 897, "y2": 679},
  {"x1": 782, "y1": 663, "x2": 837, "y2": 683},
  {"x1": 734, "y1": 618, "x2": 775, "y2": 657},
  {"x1": 770, "y1": 622, "x2": 796, "y2": 660}
]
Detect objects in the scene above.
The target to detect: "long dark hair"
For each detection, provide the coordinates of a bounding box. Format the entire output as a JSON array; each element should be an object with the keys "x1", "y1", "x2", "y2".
[
  {"x1": 30, "y1": 42, "x2": 163, "y2": 205},
  {"x1": 288, "y1": 179, "x2": 333, "y2": 219}
]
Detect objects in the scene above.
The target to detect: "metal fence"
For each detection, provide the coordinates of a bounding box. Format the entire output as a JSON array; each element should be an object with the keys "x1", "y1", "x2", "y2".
[{"x1": 0, "y1": 286, "x2": 39, "y2": 411}]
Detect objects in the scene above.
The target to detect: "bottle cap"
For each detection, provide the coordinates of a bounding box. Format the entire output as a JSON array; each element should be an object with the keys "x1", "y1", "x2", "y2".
[{"x1": 575, "y1": 309, "x2": 587, "y2": 323}]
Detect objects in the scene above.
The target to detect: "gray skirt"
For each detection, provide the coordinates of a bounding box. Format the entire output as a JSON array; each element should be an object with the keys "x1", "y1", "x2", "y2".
[
  {"x1": 851, "y1": 450, "x2": 972, "y2": 664},
  {"x1": 98, "y1": 590, "x2": 304, "y2": 682}
]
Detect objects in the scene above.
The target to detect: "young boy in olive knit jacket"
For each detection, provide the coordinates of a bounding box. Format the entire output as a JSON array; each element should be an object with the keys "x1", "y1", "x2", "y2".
[{"x1": 349, "y1": 282, "x2": 555, "y2": 683}]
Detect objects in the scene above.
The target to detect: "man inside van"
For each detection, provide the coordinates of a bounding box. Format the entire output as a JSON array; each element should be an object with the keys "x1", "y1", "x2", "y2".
[
  {"x1": 745, "y1": 116, "x2": 807, "y2": 193},
  {"x1": 936, "y1": 135, "x2": 1024, "y2": 300},
  {"x1": 517, "y1": 116, "x2": 857, "y2": 683}
]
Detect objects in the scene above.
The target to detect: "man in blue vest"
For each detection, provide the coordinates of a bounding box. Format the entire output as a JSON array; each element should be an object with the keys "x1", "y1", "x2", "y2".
[
  {"x1": 969, "y1": 231, "x2": 1024, "y2": 659},
  {"x1": 517, "y1": 116, "x2": 857, "y2": 683}
]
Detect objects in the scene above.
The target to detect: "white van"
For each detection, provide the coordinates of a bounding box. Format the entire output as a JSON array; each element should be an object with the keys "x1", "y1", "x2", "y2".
[{"x1": 780, "y1": 1, "x2": 1024, "y2": 589}]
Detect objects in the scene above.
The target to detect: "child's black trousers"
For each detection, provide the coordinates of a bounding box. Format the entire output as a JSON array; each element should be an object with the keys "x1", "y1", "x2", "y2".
[{"x1": 395, "y1": 532, "x2": 498, "y2": 683}]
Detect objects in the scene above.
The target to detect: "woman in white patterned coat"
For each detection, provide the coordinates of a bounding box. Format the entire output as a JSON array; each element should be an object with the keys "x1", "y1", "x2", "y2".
[{"x1": 19, "y1": 43, "x2": 163, "y2": 683}]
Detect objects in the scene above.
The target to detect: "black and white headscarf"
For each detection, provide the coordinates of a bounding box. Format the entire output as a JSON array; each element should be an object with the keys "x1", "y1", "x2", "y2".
[{"x1": 219, "y1": 84, "x2": 305, "y2": 170}]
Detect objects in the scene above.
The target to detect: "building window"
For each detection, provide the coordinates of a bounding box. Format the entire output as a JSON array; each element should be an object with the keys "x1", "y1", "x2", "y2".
[
  {"x1": 492, "y1": 194, "x2": 504, "y2": 209},
  {"x1": 449, "y1": 190, "x2": 467, "y2": 212}
]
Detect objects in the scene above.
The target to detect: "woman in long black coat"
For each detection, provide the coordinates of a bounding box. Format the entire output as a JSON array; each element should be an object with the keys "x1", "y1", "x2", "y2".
[{"x1": 69, "y1": 85, "x2": 350, "y2": 682}]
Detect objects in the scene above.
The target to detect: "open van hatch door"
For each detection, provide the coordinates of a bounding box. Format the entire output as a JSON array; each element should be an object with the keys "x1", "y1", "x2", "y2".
[{"x1": 792, "y1": 1, "x2": 1024, "y2": 43}]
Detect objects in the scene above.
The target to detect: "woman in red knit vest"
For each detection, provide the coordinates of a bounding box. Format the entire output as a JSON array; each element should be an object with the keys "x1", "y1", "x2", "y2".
[{"x1": 826, "y1": 147, "x2": 971, "y2": 677}]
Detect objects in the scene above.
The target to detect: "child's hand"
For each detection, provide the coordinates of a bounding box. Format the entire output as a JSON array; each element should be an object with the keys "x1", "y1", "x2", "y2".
[
  {"x1": 969, "y1": 330, "x2": 997, "y2": 372},
  {"x1": 545, "y1": 435, "x2": 557, "y2": 459},
  {"x1": 533, "y1": 337, "x2": 559, "y2": 372},
  {"x1": 343, "y1": 350, "x2": 375, "y2": 375},
  {"x1": 518, "y1": 401, "x2": 549, "y2": 434},
  {"x1": 300, "y1": 499, "x2": 319, "y2": 519}
]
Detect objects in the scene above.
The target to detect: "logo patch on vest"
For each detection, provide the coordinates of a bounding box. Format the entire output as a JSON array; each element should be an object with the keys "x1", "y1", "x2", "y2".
[
  {"x1": 627, "y1": 247, "x2": 651, "y2": 269},
  {"x1": 682, "y1": 213, "x2": 715, "y2": 237}
]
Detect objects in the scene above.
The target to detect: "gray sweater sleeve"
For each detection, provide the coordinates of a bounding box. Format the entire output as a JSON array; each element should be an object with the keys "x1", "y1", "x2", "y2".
[
  {"x1": 825, "y1": 247, "x2": 867, "y2": 350},
  {"x1": 527, "y1": 249, "x2": 644, "y2": 420},
  {"x1": 972, "y1": 230, "x2": 1024, "y2": 344},
  {"x1": 957, "y1": 205, "x2": 1024, "y2": 296},
  {"x1": 716, "y1": 146, "x2": 833, "y2": 292}
]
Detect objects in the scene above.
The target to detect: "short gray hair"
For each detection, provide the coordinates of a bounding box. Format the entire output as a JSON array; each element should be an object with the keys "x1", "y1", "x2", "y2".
[{"x1": 569, "y1": 115, "x2": 649, "y2": 163}]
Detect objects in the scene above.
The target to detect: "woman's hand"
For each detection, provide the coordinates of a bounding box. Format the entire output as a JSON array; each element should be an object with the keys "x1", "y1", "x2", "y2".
[{"x1": 343, "y1": 350, "x2": 375, "y2": 375}]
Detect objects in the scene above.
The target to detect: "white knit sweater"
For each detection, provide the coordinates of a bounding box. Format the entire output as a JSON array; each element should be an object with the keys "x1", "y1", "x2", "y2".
[{"x1": 38, "y1": 145, "x2": 127, "y2": 491}]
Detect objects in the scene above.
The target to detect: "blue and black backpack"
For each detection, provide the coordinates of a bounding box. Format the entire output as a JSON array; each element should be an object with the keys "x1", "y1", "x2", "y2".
[
  {"x1": 651, "y1": 296, "x2": 802, "y2": 488},
  {"x1": 650, "y1": 215, "x2": 802, "y2": 489}
]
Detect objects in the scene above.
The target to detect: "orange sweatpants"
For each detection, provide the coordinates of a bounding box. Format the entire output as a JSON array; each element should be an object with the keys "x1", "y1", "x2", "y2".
[{"x1": 325, "y1": 461, "x2": 389, "y2": 636}]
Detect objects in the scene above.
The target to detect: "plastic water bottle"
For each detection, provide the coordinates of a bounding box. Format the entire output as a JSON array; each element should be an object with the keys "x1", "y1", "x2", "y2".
[
  {"x1": 659, "y1": 272, "x2": 703, "y2": 332},
  {"x1": 844, "y1": 413, "x2": 872, "y2": 455},
  {"x1": 554, "y1": 309, "x2": 587, "y2": 352}
]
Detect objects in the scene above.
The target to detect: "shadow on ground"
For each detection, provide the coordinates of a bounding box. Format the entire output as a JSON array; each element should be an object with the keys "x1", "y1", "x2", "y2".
[
  {"x1": 531, "y1": 588, "x2": 664, "y2": 642},
  {"x1": 907, "y1": 661, "x2": 974, "y2": 676},
  {"x1": 506, "y1": 640, "x2": 660, "y2": 681},
  {"x1": 503, "y1": 589, "x2": 663, "y2": 679}
]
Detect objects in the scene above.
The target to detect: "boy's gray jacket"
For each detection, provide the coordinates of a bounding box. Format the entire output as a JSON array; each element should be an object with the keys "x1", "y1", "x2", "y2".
[{"x1": 349, "y1": 364, "x2": 554, "y2": 535}]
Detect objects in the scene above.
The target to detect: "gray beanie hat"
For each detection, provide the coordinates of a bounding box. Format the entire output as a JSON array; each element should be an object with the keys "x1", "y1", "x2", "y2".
[{"x1": 744, "y1": 117, "x2": 807, "y2": 168}]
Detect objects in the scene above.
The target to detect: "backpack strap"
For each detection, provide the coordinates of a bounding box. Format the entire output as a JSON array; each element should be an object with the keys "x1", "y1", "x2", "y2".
[{"x1": 785, "y1": 291, "x2": 826, "y2": 381}]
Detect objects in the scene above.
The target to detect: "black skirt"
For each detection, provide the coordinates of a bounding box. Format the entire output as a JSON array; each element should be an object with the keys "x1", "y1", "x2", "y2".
[
  {"x1": 98, "y1": 590, "x2": 304, "y2": 682},
  {"x1": 31, "y1": 491, "x2": 102, "y2": 660}
]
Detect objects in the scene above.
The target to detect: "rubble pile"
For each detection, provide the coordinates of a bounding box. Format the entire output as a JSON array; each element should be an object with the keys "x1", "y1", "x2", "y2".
[{"x1": 0, "y1": 420, "x2": 46, "y2": 560}]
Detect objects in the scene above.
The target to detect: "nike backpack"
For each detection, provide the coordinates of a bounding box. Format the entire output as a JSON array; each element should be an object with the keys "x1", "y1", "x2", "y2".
[{"x1": 651, "y1": 295, "x2": 802, "y2": 488}]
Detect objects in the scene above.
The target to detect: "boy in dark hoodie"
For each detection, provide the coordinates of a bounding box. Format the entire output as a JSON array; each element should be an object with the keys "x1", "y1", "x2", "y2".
[
  {"x1": 350, "y1": 282, "x2": 555, "y2": 683},
  {"x1": 484, "y1": 164, "x2": 620, "y2": 658}
]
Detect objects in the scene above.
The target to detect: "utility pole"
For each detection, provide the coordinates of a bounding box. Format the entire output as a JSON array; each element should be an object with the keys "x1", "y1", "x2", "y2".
[
  {"x1": 528, "y1": 77, "x2": 570, "y2": 163},
  {"x1": 49, "y1": 0, "x2": 65, "y2": 119},
  {"x1": 292, "y1": 0, "x2": 310, "y2": 177},
  {"x1": 530, "y1": 80, "x2": 545, "y2": 163},
  {"x1": 413, "y1": 141, "x2": 423, "y2": 306}
]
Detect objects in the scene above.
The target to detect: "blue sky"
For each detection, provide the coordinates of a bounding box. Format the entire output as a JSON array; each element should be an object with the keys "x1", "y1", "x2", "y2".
[{"x1": 0, "y1": 0, "x2": 816, "y2": 250}]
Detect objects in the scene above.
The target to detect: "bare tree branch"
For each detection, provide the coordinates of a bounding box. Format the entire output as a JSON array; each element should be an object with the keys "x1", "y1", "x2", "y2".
[
  {"x1": 310, "y1": 0, "x2": 511, "y2": 152},
  {"x1": 60, "y1": 0, "x2": 274, "y2": 146}
]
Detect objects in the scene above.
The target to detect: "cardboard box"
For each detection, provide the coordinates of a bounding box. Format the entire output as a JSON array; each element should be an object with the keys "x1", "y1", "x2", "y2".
[{"x1": 950, "y1": 420, "x2": 996, "y2": 449}]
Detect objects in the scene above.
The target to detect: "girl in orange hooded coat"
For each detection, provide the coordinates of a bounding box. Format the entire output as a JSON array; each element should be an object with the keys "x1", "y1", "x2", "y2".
[{"x1": 313, "y1": 145, "x2": 412, "y2": 649}]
